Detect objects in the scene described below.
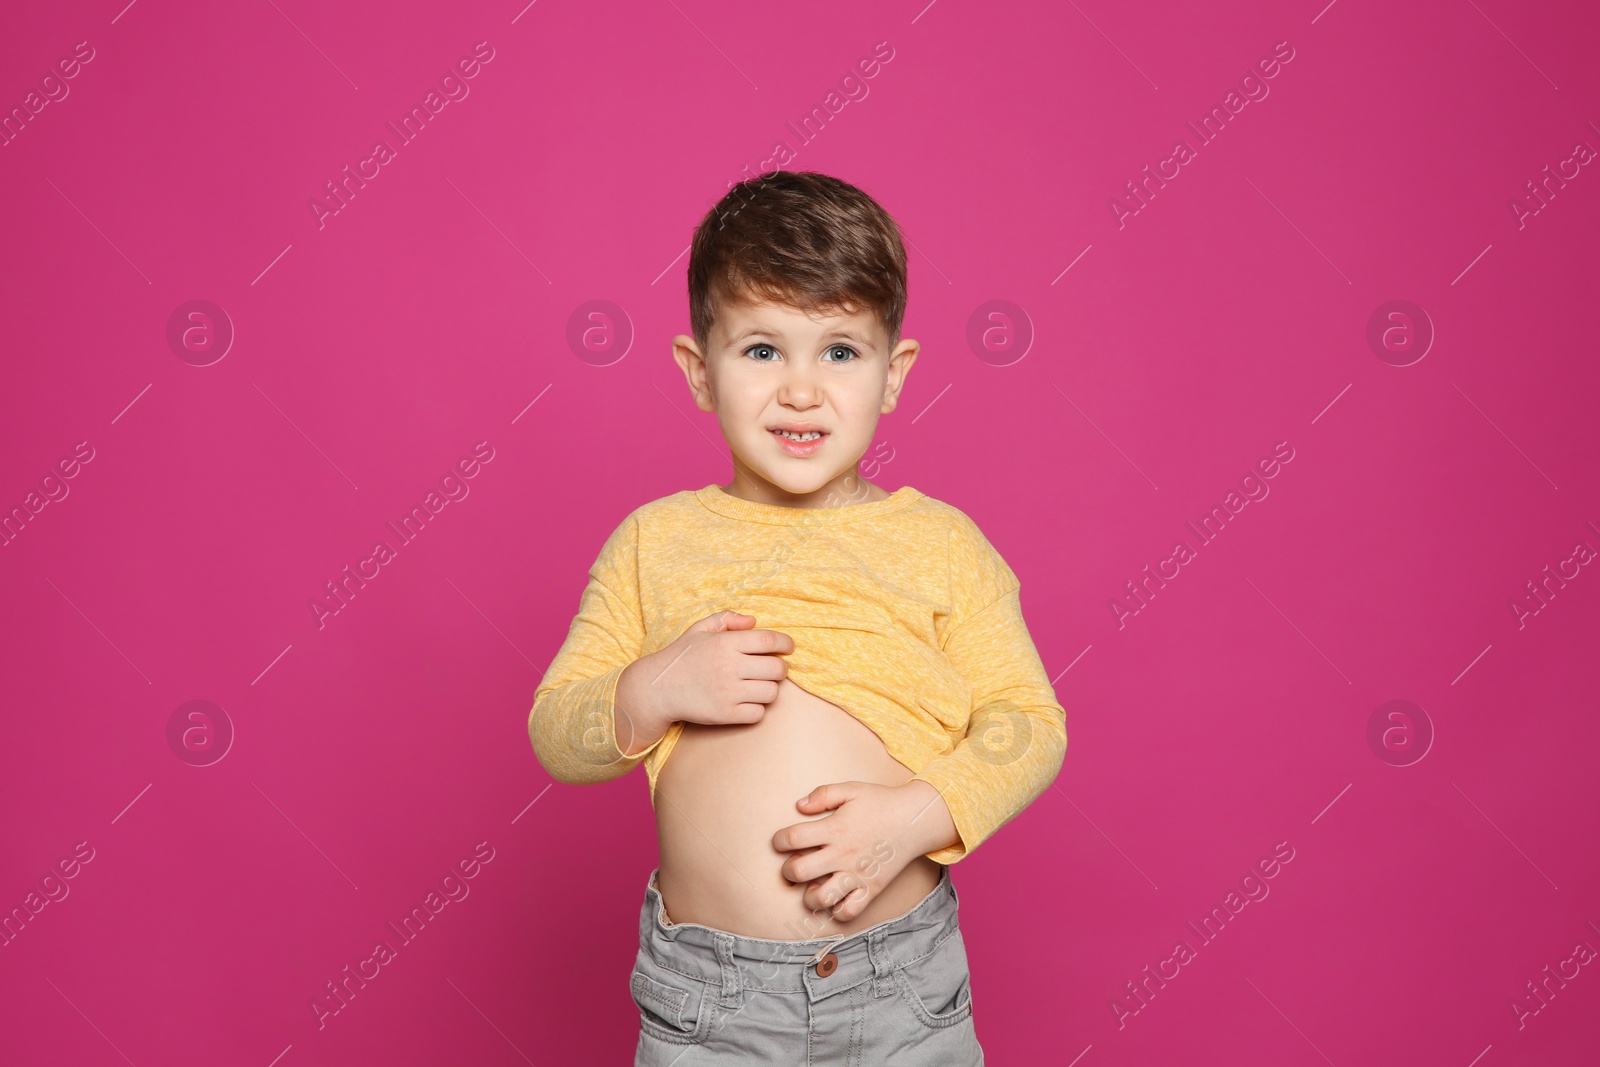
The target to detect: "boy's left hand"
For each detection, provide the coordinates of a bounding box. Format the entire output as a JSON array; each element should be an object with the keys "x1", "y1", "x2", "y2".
[{"x1": 772, "y1": 780, "x2": 956, "y2": 922}]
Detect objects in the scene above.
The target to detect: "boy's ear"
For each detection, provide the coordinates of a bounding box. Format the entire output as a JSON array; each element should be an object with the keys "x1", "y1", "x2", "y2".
[
  {"x1": 880, "y1": 338, "x2": 921, "y2": 415},
  {"x1": 672, "y1": 334, "x2": 715, "y2": 412}
]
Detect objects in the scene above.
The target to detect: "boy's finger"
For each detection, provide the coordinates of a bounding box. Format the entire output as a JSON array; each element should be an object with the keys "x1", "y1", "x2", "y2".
[
  {"x1": 807, "y1": 871, "x2": 864, "y2": 913},
  {"x1": 832, "y1": 885, "x2": 871, "y2": 919},
  {"x1": 736, "y1": 654, "x2": 786, "y2": 681},
  {"x1": 698, "y1": 610, "x2": 755, "y2": 631},
  {"x1": 772, "y1": 818, "x2": 826, "y2": 855},
  {"x1": 728, "y1": 628, "x2": 793, "y2": 654}
]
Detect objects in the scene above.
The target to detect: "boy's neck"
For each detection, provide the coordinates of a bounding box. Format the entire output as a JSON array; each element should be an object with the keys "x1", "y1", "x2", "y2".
[{"x1": 720, "y1": 467, "x2": 890, "y2": 509}]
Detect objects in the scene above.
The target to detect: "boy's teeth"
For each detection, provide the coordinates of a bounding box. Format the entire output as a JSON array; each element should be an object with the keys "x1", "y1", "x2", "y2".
[{"x1": 775, "y1": 430, "x2": 822, "y2": 441}]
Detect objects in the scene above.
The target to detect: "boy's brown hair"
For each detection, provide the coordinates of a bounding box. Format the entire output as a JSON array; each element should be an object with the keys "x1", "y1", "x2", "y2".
[{"x1": 687, "y1": 171, "x2": 908, "y2": 355}]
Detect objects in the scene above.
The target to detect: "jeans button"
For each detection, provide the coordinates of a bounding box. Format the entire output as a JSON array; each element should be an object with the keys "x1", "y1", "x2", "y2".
[{"x1": 815, "y1": 952, "x2": 838, "y2": 977}]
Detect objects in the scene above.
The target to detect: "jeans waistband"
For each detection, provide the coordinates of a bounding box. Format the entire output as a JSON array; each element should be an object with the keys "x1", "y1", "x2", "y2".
[{"x1": 638, "y1": 865, "x2": 960, "y2": 1002}]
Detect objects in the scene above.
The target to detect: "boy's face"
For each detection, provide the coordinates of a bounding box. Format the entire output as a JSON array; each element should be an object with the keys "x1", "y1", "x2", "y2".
[{"x1": 673, "y1": 293, "x2": 919, "y2": 507}]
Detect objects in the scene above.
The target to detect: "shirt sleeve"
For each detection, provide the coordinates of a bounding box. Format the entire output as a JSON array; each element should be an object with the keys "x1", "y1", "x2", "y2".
[
  {"x1": 528, "y1": 510, "x2": 666, "y2": 783},
  {"x1": 908, "y1": 518, "x2": 1068, "y2": 864}
]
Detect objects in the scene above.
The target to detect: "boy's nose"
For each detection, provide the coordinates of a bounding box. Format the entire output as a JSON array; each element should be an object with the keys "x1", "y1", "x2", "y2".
[
  {"x1": 777, "y1": 368, "x2": 822, "y2": 402},
  {"x1": 777, "y1": 382, "x2": 821, "y2": 407}
]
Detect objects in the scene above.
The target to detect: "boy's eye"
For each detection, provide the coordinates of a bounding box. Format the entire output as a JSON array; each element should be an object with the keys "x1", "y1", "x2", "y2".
[{"x1": 740, "y1": 343, "x2": 859, "y2": 362}]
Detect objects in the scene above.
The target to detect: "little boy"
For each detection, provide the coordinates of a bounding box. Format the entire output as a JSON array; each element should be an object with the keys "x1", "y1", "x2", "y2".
[{"x1": 529, "y1": 171, "x2": 1066, "y2": 1064}]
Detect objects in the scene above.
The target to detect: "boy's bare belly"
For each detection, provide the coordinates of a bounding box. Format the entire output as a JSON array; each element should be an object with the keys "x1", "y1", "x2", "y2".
[{"x1": 654, "y1": 677, "x2": 942, "y2": 941}]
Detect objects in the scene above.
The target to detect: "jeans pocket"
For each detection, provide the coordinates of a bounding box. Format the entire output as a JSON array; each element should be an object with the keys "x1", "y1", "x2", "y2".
[
  {"x1": 893, "y1": 929, "x2": 975, "y2": 1029},
  {"x1": 630, "y1": 949, "x2": 710, "y2": 1045}
]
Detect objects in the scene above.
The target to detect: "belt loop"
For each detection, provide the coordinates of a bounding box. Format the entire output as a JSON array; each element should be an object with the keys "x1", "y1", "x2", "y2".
[
  {"x1": 713, "y1": 933, "x2": 743, "y2": 1009},
  {"x1": 867, "y1": 928, "x2": 895, "y2": 998}
]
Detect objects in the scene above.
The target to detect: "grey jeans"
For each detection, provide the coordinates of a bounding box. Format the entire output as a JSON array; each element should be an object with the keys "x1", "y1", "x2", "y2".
[{"x1": 631, "y1": 864, "x2": 985, "y2": 1065}]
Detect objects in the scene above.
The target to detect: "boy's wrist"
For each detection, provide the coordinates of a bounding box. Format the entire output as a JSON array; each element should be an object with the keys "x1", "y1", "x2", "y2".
[
  {"x1": 613, "y1": 656, "x2": 670, "y2": 757},
  {"x1": 901, "y1": 779, "x2": 961, "y2": 858}
]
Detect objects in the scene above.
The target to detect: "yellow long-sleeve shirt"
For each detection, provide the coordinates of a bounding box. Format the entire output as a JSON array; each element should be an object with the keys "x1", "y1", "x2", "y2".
[{"x1": 528, "y1": 483, "x2": 1067, "y2": 865}]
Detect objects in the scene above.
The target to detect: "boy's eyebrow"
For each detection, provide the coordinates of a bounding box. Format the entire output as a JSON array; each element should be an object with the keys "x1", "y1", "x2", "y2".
[{"x1": 727, "y1": 326, "x2": 877, "y2": 348}]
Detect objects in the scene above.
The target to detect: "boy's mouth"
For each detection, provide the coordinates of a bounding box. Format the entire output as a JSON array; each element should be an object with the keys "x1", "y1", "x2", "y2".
[{"x1": 770, "y1": 426, "x2": 828, "y2": 456}]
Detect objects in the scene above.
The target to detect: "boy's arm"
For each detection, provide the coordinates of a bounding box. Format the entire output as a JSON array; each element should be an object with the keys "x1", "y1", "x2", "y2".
[
  {"x1": 907, "y1": 528, "x2": 1068, "y2": 864},
  {"x1": 528, "y1": 511, "x2": 667, "y2": 783}
]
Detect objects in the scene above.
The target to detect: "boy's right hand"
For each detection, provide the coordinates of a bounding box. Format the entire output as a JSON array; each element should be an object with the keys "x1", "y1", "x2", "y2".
[{"x1": 619, "y1": 611, "x2": 793, "y2": 735}]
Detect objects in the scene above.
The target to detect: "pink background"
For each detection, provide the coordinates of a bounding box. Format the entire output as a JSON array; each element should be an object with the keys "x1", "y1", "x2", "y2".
[{"x1": 4, "y1": 0, "x2": 1598, "y2": 1063}]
